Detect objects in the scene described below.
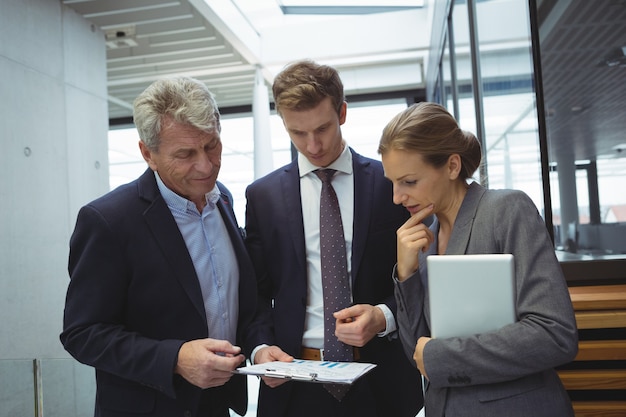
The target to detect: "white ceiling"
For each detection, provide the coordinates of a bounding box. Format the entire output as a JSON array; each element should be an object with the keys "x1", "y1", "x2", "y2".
[
  {"x1": 62, "y1": 0, "x2": 626, "y2": 163},
  {"x1": 62, "y1": 0, "x2": 430, "y2": 121}
]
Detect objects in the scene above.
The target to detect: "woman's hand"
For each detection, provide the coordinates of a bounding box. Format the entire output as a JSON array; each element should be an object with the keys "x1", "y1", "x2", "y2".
[
  {"x1": 414, "y1": 336, "x2": 431, "y2": 379},
  {"x1": 396, "y1": 204, "x2": 434, "y2": 281}
]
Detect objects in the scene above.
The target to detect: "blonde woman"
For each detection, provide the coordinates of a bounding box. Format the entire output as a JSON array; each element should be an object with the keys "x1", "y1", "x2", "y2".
[{"x1": 379, "y1": 102, "x2": 577, "y2": 417}]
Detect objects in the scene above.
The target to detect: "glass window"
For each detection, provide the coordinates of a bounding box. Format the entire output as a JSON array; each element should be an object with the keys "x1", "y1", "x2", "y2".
[
  {"x1": 342, "y1": 100, "x2": 409, "y2": 160},
  {"x1": 598, "y1": 159, "x2": 626, "y2": 224},
  {"x1": 539, "y1": 0, "x2": 626, "y2": 256},
  {"x1": 108, "y1": 100, "x2": 408, "y2": 224},
  {"x1": 447, "y1": 0, "x2": 475, "y2": 130},
  {"x1": 108, "y1": 128, "x2": 144, "y2": 191},
  {"x1": 471, "y1": 0, "x2": 544, "y2": 209}
]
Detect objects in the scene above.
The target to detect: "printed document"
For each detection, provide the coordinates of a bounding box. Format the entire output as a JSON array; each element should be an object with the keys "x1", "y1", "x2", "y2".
[{"x1": 234, "y1": 359, "x2": 376, "y2": 384}]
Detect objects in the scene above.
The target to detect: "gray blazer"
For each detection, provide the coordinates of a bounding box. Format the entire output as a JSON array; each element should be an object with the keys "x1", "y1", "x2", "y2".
[{"x1": 395, "y1": 182, "x2": 578, "y2": 417}]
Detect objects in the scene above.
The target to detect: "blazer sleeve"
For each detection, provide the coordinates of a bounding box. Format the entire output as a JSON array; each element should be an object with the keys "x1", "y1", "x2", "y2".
[
  {"x1": 423, "y1": 191, "x2": 578, "y2": 388},
  {"x1": 61, "y1": 204, "x2": 184, "y2": 398},
  {"x1": 394, "y1": 266, "x2": 430, "y2": 365},
  {"x1": 241, "y1": 181, "x2": 277, "y2": 355}
]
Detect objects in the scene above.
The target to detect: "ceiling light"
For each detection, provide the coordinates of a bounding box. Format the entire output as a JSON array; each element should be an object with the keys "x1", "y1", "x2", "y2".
[
  {"x1": 277, "y1": 0, "x2": 423, "y2": 15},
  {"x1": 105, "y1": 27, "x2": 138, "y2": 49},
  {"x1": 598, "y1": 45, "x2": 626, "y2": 68},
  {"x1": 612, "y1": 143, "x2": 626, "y2": 154},
  {"x1": 570, "y1": 105, "x2": 590, "y2": 114}
]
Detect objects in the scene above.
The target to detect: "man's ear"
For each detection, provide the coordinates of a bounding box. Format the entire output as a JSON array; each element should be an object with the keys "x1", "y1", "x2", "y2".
[
  {"x1": 338, "y1": 101, "x2": 347, "y2": 125},
  {"x1": 138, "y1": 140, "x2": 158, "y2": 171}
]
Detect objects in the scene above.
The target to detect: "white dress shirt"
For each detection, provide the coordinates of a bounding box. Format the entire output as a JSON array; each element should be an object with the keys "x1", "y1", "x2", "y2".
[
  {"x1": 251, "y1": 145, "x2": 396, "y2": 363},
  {"x1": 298, "y1": 145, "x2": 395, "y2": 349}
]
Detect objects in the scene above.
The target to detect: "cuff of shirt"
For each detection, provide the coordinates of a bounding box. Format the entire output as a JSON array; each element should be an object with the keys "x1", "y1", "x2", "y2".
[
  {"x1": 250, "y1": 344, "x2": 269, "y2": 365},
  {"x1": 376, "y1": 303, "x2": 397, "y2": 337}
]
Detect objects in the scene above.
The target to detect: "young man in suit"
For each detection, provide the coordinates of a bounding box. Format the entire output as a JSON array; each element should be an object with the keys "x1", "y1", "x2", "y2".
[
  {"x1": 244, "y1": 60, "x2": 423, "y2": 417},
  {"x1": 60, "y1": 76, "x2": 256, "y2": 417}
]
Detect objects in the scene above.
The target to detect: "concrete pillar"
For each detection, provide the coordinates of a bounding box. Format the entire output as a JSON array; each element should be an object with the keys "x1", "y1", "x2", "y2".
[
  {"x1": 252, "y1": 66, "x2": 273, "y2": 179},
  {"x1": 555, "y1": 151, "x2": 579, "y2": 250}
]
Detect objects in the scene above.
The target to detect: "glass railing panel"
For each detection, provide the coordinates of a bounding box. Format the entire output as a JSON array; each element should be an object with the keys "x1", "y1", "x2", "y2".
[{"x1": 0, "y1": 359, "x2": 36, "y2": 417}]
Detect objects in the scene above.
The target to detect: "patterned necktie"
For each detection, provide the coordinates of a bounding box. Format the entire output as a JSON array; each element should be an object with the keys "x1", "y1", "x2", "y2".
[{"x1": 316, "y1": 169, "x2": 353, "y2": 401}]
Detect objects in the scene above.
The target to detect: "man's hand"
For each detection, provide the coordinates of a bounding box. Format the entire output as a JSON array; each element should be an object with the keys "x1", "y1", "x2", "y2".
[
  {"x1": 334, "y1": 304, "x2": 386, "y2": 347},
  {"x1": 175, "y1": 338, "x2": 245, "y2": 389},
  {"x1": 254, "y1": 346, "x2": 294, "y2": 388}
]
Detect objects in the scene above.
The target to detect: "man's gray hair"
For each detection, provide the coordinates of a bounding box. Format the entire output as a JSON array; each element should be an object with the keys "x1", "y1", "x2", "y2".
[{"x1": 133, "y1": 76, "x2": 220, "y2": 151}]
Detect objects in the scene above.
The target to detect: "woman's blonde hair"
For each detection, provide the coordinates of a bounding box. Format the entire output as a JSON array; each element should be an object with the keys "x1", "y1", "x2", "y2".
[{"x1": 378, "y1": 102, "x2": 482, "y2": 180}]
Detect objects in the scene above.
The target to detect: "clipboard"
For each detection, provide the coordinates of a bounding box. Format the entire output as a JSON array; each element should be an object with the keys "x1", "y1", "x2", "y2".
[
  {"x1": 234, "y1": 359, "x2": 376, "y2": 384},
  {"x1": 264, "y1": 368, "x2": 321, "y2": 382}
]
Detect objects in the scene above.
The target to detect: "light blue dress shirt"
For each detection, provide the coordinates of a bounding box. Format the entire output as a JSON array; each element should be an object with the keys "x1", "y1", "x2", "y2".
[{"x1": 155, "y1": 172, "x2": 239, "y2": 344}]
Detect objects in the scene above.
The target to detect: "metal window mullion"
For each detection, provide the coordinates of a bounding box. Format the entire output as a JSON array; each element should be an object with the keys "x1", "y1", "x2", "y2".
[
  {"x1": 447, "y1": 8, "x2": 460, "y2": 120},
  {"x1": 467, "y1": 0, "x2": 487, "y2": 188},
  {"x1": 529, "y1": 0, "x2": 555, "y2": 242}
]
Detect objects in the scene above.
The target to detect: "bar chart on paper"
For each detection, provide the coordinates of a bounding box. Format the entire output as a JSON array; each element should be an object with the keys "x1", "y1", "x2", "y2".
[{"x1": 235, "y1": 359, "x2": 376, "y2": 384}]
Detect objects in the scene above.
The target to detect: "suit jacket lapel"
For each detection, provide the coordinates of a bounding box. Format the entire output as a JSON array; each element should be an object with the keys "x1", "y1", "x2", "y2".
[
  {"x1": 281, "y1": 161, "x2": 308, "y2": 273},
  {"x1": 215, "y1": 187, "x2": 243, "y2": 254},
  {"x1": 350, "y1": 151, "x2": 373, "y2": 284},
  {"x1": 138, "y1": 169, "x2": 206, "y2": 321},
  {"x1": 446, "y1": 182, "x2": 486, "y2": 255},
  {"x1": 215, "y1": 188, "x2": 256, "y2": 329}
]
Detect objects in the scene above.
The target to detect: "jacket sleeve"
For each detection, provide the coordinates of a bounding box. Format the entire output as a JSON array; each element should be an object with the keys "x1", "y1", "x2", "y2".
[
  {"x1": 241, "y1": 184, "x2": 276, "y2": 356},
  {"x1": 424, "y1": 191, "x2": 578, "y2": 388},
  {"x1": 394, "y1": 265, "x2": 430, "y2": 365},
  {"x1": 60, "y1": 204, "x2": 184, "y2": 398}
]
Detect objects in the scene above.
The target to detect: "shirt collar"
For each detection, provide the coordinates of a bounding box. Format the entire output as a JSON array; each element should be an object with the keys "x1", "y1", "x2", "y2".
[
  {"x1": 298, "y1": 143, "x2": 353, "y2": 178},
  {"x1": 154, "y1": 171, "x2": 221, "y2": 213}
]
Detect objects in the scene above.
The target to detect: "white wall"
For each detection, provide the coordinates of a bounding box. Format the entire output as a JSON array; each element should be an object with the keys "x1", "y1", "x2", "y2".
[{"x1": 0, "y1": 0, "x2": 108, "y2": 415}]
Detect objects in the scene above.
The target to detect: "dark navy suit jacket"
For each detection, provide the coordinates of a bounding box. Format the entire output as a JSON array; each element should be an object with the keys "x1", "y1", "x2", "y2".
[
  {"x1": 244, "y1": 149, "x2": 423, "y2": 416},
  {"x1": 61, "y1": 168, "x2": 256, "y2": 417}
]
